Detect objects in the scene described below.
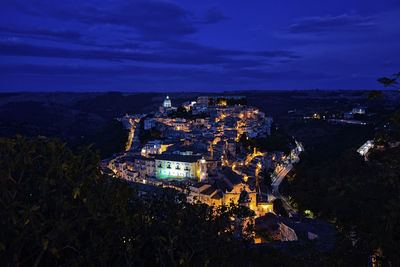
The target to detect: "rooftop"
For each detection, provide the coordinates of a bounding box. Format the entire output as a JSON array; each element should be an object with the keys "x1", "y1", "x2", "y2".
[
  {"x1": 211, "y1": 191, "x2": 223, "y2": 200},
  {"x1": 222, "y1": 168, "x2": 242, "y2": 185},
  {"x1": 201, "y1": 186, "x2": 217, "y2": 196},
  {"x1": 191, "y1": 182, "x2": 208, "y2": 188},
  {"x1": 155, "y1": 154, "x2": 202, "y2": 163}
]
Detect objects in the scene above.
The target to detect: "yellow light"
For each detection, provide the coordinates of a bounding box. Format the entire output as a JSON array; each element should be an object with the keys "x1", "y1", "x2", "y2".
[
  {"x1": 243, "y1": 176, "x2": 248, "y2": 182},
  {"x1": 259, "y1": 203, "x2": 274, "y2": 214}
]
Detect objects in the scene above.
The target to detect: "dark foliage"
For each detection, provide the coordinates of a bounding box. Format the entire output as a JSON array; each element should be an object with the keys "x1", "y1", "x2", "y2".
[
  {"x1": 282, "y1": 98, "x2": 400, "y2": 266},
  {"x1": 137, "y1": 118, "x2": 162, "y2": 145},
  {"x1": 279, "y1": 74, "x2": 400, "y2": 266},
  {"x1": 272, "y1": 199, "x2": 288, "y2": 217},
  {"x1": 238, "y1": 125, "x2": 295, "y2": 154},
  {"x1": 0, "y1": 136, "x2": 249, "y2": 266},
  {"x1": 0, "y1": 136, "x2": 342, "y2": 266},
  {"x1": 73, "y1": 92, "x2": 160, "y2": 119},
  {"x1": 80, "y1": 119, "x2": 129, "y2": 158}
]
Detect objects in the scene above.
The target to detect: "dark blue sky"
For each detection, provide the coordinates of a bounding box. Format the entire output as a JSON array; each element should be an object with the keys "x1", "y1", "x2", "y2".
[{"x1": 1, "y1": 0, "x2": 399, "y2": 91}]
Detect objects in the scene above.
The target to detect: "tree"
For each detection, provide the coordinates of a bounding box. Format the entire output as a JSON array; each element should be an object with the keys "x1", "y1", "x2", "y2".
[
  {"x1": 282, "y1": 72, "x2": 400, "y2": 266},
  {"x1": 0, "y1": 136, "x2": 134, "y2": 266},
  {"x1": 377, "y1": 72, "x2": 400, "y2": 89},
  {"x1": 0, "y1": 136, "x2": 262, "y2": 266},
  {"x1": 88, "y1": 119, "x2": 129, "y2": 158},
  {"x1": 273, "y1": 199, "x2": 288, "y2": 217}
]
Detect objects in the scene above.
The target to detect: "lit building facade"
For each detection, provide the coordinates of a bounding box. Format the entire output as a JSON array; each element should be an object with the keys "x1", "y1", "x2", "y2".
[{"x1": 155, "y1": 154, "x2": 202, "y2": 180}]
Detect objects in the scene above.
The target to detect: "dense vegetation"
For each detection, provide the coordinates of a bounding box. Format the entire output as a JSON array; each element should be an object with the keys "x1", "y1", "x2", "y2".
[
  {"x1": 239, "y1": 124, "x2": 295, "y2": 154},
  {"x1": 0, "y1": 94, "x2": 130, "y2": 158},
  {"x1": 137, "y1": 116, "x2": 162, "y2": 145},
  {"x1": 0, "y1": 136, "x2": 341, "y2": 266},
  {"x1": 0, "y1": 136, "x2": 249, "y2": 266},
  {"x1": 281, "y1": 75, "x2": 400, "y2": 266},
  {"x1": 168, "y1": 106, "x2": 210, "y2": 121},
  {"x1": 80, "y1": 119, "x2": 129, "y2": 158},
  {"x1": 282, "y1": 148, "x2": 400, "y2": 265}
]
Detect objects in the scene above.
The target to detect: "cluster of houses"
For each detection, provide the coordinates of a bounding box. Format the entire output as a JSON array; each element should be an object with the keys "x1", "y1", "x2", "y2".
[
  {"x1": 103, "y1": 95, "x2": 337, "y2": 245},
  {"x1": 104, "y1": 95, "x2": 291, "y2": 217}
]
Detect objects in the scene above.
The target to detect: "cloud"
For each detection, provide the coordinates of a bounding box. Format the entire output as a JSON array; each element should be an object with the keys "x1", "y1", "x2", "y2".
[
  {"x1": 289, "y1": 14, "x2": 377, "y2": 33},
  {"x1": 0, "y1": 25, "x2": 82, "y2": 42},
  {"x1": 0, "y1": 40, "x2": 299, "y2": 69},
  {"x1": 0, "y1": 64, "x2": 333, "y2": 82},
  {"x1": 0, "y1": 63, "x2": 188, "y2": 77},
  {"x1": 200, "y1": 7, "x2": 230, "y2": 24},
  {"x1": 229, "y1": 69, "x2": 334, "y2": 80},
  {"x1": 0, "y1": 1, "x2": 299, "y2": 70},
  {"x1": 162, "y1": 41, "x2": 300, "y2": 60},
  {"x1": 4, "y1": 0, "x2": 230, "y2": 41},
  {"x1": 0, "y1": 25, "x2": 148, "y2": 50},
  {"x1": 0, "y1": 41, "x2": 253, "y2": 67},
  {"x1": 82, "y1": 1, "x2": 197, "y2": 39}
]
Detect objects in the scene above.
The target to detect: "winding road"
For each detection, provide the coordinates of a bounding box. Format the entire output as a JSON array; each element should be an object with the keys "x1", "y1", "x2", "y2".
[{"x1": 270, "y1": 141, "x2": 303, "y2": 213}]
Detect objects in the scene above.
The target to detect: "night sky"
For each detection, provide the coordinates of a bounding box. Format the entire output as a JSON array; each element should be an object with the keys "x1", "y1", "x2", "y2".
[{"x1": 1, "y1": 0, "x2": 399, "y2": 92}]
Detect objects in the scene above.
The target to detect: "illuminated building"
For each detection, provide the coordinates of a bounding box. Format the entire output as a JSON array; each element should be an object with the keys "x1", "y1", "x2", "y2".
[
  {"x1": 197, "y1": 96, "x2": 209, "y2": 106},
  {"x1": 155, "y1": 154, "x2": 203, "y2": 180},
  {"x1": 141, "y1": 140, "x2": 171, "y2": 157},
  {"x1": 256, "y1": 202, "x2": 274, "y2": 216},
  {"x1": 188, "y1": 182, "x2": 223, "y2": 206},
  {"x1": 357, "y1": 140, "x2": 374, "y2": 156},
  {"x1": 163, "y1": 95, "x2": 172, "y2": 108},
  {"x1": 312, "y1": 113, "x2": 321, "y2": 119},
  {"x1": 171, "y1": 119, "x2": 189, "y2": 131},
  {"x1": 352, "y1": 107, "x2": 366, "y2": 115},
  {"x1": 199, "y1": 157, "x2": 207, "y2": 182},
  {"x1": 219, "y1": 99, "x2": 227, "y2": 106},
  {"x1": 130, "y1": 155, "x2": 156, "y2": 178},
  {"x1": 182, "y1": 101, "x2": 197, "y2": 111}
]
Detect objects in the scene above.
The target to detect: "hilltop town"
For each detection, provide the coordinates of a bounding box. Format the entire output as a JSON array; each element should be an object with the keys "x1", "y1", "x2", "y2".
[
  {"x1": 3, "y1": 90, "x2": 398, "y2": 264},
  {"x1": 103, "y1": 96, "x2": 304, "y2": 232}
]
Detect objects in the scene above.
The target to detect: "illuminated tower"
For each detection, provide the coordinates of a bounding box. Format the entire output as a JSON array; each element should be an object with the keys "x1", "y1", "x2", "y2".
[
  {"x1": 199, "y1": 157, "x2": 207, "y2": 182},
  {"x1": 163, "y1": 95, "x2": 172, "y2": 108}
]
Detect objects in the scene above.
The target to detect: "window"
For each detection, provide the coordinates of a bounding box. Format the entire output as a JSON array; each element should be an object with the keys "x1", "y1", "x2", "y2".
[
  {"x1": 176, "y1": 163, "x2": 180, "y2": 170},
  {"x1": 184, "y1": 164, "x2": 189, "y2": 171},
  {"x1": 167, "y1": 162, "x2": 171, "y2": 169}
]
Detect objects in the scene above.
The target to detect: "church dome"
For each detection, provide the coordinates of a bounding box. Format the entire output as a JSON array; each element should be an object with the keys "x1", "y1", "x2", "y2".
[{"x1": 163, "y1": 95, "x2": 172, "y2": 108}]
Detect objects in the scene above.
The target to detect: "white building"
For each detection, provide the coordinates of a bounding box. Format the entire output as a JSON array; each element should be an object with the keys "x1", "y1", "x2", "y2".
[
  {"x1": 155, "y1": 154, "x2": 203, "y2": 180},
  {"x1": 357, "y1": 140, "x2": 374, "y2": 156},
  {"x1": 163, "y1": 95, "x2": 172, "y2": 108},
  {"x1": 141, "y1": 140, "x2": 171, "y2": 157}
]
